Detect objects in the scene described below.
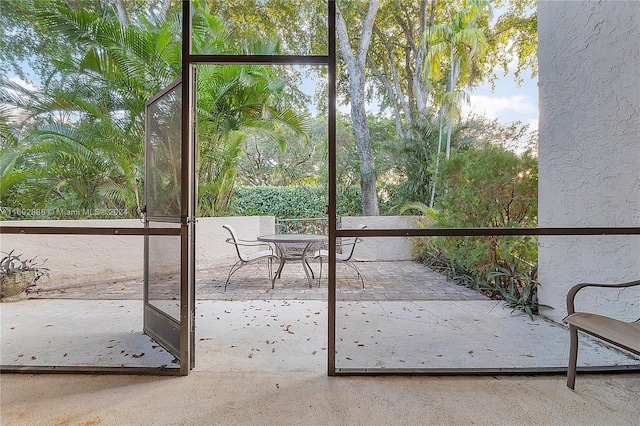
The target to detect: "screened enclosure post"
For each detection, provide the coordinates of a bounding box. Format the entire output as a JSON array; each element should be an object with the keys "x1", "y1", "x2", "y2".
[
  {"x1": 180, "y1": 0, "x2": 194, "y2": 376},
  {"x1": 327, "y1": 0, "x2": 337, "y2": 377}
]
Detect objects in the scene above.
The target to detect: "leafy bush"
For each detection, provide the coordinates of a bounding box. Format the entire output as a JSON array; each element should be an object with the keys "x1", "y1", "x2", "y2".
[
  {"x1": 229, "y1": 186, "x2": 327, "y2": 218},
  {"x1": 430, "y1": 143, "x2": 538, "y2": 275},
  {"x1": 409, "y1": 144, "x2": 546, "y2": 318},
  {"x1": 227, "y1": 185, "x2": 402, "y2": 218}
]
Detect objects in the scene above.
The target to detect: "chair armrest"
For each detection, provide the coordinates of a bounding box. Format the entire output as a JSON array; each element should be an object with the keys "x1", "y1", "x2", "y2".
[{"x1": 566, "y1": 280, "x2": 640, "y2": 315}]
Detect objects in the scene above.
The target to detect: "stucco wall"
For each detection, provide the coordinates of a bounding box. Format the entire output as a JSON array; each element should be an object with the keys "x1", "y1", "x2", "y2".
[
  {"x1": 1, "y1": 217, "x2": 275, "y2": 287},
  {"x1": 1, "y1": 216, "x2": 418, "y2": 288},
  {"x1": 538, "y1": 1, "x2": 640, "y2": 322},
  {"x1": 342, "y1": 216, "x2": 418, "y2": 261}
]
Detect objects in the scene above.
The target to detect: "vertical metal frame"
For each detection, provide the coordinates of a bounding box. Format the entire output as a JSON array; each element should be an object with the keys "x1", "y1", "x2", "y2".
[
  {"x1": 143, "y1": 78, "x2": 183, "y2": 362},
  {"x1": 181, "y1": 0, "x2": 196, "y2": 376},
  {"x1": 182, "y1": 0, "x2": 337, "y2": 376},
  {"x1": 327, "y1": 0, "x2": 337, "y2": 376}
]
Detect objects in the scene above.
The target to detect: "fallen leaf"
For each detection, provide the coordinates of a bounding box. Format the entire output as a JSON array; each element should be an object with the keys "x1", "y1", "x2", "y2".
[{"x1": 132, "y1": 353, "x2": 145, "y2": 358}]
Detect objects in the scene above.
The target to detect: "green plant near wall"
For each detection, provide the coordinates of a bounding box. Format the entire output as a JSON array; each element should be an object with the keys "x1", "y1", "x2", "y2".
[
  {"x1": 0, "y1": 250, "x2": 49, "y2": 302},
  {"x1": 403, "y1": 143, "x2": 545, "y2": 317}
]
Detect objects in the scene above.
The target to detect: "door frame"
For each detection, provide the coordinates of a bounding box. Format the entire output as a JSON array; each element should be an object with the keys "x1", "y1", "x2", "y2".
[{"x1": 180, "y1": 0, "x2": 337, "y2": 376}]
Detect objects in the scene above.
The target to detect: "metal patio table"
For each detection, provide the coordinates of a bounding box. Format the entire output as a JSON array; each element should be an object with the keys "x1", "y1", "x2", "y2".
[{"x1": 257, "y1": 234, "x2": 328, "y2": 288}]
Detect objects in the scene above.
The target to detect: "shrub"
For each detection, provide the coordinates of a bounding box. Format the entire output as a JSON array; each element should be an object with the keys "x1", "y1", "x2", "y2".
[
  {"x1": 227, "y1": 185, "x2": 401, "y2": 218},
  {"x1": 409, "y1": 144, "x2": 545, "y2": 318}
]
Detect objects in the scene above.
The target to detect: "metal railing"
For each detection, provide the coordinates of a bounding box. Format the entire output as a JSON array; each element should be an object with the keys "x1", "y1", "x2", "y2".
[{"x1": 275, "y1": 216, "x2": 342, "y2": 235}]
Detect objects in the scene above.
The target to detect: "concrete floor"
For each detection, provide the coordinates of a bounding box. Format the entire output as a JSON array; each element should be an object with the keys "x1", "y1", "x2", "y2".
[
  {"x1": 1, "y1": 368, "x2": 639, "y2": 425},
  {"x1": 2, "y1": 299, "x2": 638, "y2": 370},
  {"x1": 1, "y1": 261, "x2": 639, "y2": 424}
]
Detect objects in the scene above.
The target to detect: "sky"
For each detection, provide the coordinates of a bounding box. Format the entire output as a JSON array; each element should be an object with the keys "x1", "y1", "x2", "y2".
[
  {"x1": 329, "y1": 68, "x2": 539, "y2": 133},
  {"x1": 10, "y1": 59, "x2": 539, "y2": 135},
  {"x1": 465, "y1": 68, "x2": 539, "y2": 132}
]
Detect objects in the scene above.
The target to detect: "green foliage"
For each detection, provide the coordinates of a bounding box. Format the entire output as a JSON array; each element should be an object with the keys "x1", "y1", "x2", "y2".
[
  {"x1": 227, "y1": 183, "x2": 407, "y2": 218},
  {"x1": 228, "y1": 186, "x2": 327, "y2": 218},
  {"x1": 488, "y1": 262, "x2": 550, "y2": 320},
  {"x1": 1, "y1": 1, "x2": 310, "y2": 219},
  {"x1": 0, "y1": 249, "x2": 49, "y2": 279},
  {"x1": 408, "y1": 143, "x2": 544, "y2": 316}
]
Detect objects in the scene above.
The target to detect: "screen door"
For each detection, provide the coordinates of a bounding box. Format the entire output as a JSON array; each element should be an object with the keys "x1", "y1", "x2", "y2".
[{"x1": 143, "y1": 77, "x2": 193, "y2": 365}]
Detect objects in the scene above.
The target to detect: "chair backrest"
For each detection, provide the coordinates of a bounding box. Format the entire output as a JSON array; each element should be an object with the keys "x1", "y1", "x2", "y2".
[
  {"x1": 223, "y1": 224, "x2": 249, "y2": 262},
  {"x1": 338, "y1": 224, "x2": 366, "y2": 261}
]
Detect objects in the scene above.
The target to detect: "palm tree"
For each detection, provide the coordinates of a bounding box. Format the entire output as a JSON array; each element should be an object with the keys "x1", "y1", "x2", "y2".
[
  {"x1": 424, "y1": 0, "x2": 491, "y2": 206},
  {"x1": 1, "y1": 2, "x2": 309, "y2": 217}
]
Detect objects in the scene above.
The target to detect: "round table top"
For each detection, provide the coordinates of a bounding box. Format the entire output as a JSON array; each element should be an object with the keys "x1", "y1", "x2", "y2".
[{"x1": 257, "y1": 234, "x2": 327, "y2": 243}]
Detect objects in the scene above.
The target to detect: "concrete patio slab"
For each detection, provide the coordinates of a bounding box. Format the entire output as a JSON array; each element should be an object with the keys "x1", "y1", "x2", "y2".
[{"x1": 1, "y1": 299, "x2": 638, "y2": 372}]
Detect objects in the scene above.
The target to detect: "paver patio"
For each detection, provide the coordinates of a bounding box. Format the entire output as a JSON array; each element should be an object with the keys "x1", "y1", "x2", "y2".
[{"x1": 32, "y1": 260, "x2": 488, "y2": 302}]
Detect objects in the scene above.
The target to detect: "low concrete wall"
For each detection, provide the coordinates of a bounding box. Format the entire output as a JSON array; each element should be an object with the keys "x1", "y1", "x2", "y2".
[
  {"x1": 342, "y1": 216, "x2": 419, "y2": 261},
  {"x1": 1, "y1": 219, "x2": 144, "y2": 287},
  {"x1": 0, "y1": 217, "x2": 275, "y2": 287},
  {"x1": 1, "y1": 216, "x2": 418, "y2": 287}
]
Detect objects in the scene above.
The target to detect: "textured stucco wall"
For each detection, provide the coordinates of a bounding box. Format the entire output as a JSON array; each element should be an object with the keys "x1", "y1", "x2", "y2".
[{"x1": 538, "y1": 1, "x2": 640, "y2": 322}]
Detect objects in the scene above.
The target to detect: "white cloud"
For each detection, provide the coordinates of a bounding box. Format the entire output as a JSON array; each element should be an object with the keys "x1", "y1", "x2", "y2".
[
  {"x1": 464, "y1": 94, "x2": 538, "y2": 125},
  {"x1": 8, "y1": 76, "x2": 38, "y2": 91}
]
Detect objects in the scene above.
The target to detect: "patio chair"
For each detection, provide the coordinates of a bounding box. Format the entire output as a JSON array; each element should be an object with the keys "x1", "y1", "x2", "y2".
[
  {"x1": 563, "y1": 279, "x2": 640, "y2": 389},
  {"x1": 222, "y1": 224, "x2": 277, "y2": 290},
  {"x1": 313, "y1": 224, "x2": 366, "y2": 288}
]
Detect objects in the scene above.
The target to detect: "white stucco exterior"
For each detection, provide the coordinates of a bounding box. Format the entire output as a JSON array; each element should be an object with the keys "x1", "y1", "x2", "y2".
[{"x1": 538, "y1": 1, "x2": 640, "y2": 322}]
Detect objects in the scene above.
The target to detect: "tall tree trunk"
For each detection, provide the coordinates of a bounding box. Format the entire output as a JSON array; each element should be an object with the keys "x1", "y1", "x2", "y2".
[
  {"x1": 429, "y1": 107, "x2": 445, "y2": 207},
  {"x1": 350, "y1": 70, "x2": 379, "y2": 216},
  {"x1": 114, "y1": 0, "x2": 128, "y2": 26},
  {"x1": 336, "y1": 0, "x2": 380, "y2": 216},
  {"x1": 445, "y1": 52, "x2": 460, "y2": 159}
]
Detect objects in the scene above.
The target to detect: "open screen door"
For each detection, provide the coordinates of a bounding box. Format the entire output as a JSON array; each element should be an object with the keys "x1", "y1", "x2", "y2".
[{"x1": 143, "y1": 77, "x2": 194, "y2": 368}]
